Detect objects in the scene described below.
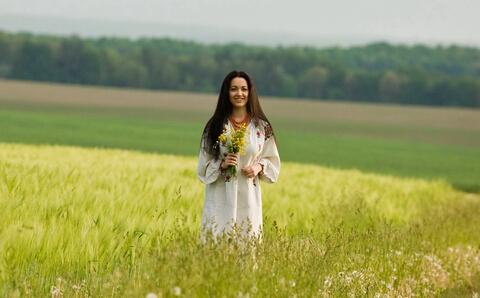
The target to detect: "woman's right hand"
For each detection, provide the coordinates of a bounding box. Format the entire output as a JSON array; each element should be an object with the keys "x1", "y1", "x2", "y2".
[{"x1": 221, "y1": 153, "x2": 239, "y2": 169}]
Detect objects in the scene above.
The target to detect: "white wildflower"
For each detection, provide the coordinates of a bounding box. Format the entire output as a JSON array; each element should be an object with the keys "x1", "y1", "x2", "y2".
[
  {"x1": 72, "y1": 284, "x2": 81, "y2": 291},
  {"x1": 171, "y1": 286, "x2": 181, "y2": 296},
  {"x1": 324, "y1": 276, "x2": 333, "y2": 288},
  {"x1": 344, "y1": 275, "x2": 352, "y2": 285},
  {"x1": 237, "y1": 291, "x2": 250, "y2": 298},
  {"x1": 51, "y1": 286, "x2": 62, "y2": 298}
]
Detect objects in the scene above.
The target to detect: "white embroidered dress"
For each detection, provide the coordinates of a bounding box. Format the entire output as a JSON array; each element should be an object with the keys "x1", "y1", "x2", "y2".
[{"x1": 197, "y1": 119, "x2": 280, "y2": 239}]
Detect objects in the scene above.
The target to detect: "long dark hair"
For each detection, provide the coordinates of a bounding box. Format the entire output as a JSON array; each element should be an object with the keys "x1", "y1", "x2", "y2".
[{"x1": 201, "y1": 70, "x2": 274, "y2": 159}]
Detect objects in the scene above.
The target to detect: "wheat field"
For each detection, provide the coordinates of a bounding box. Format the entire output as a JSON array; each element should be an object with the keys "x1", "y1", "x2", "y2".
[{"x1": 1, "y1": 143, "x2": 479, "y2": 297}]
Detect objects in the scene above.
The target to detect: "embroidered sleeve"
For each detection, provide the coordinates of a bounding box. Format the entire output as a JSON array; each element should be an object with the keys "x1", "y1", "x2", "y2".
[{"x1": 264, "y1": 122, "x2": 273, "y2": 141}]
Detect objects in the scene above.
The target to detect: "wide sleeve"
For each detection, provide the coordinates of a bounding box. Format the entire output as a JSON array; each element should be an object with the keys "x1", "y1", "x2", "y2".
[
  {"x1": 257, "y1": 135, "x2": 280, "y2": 184},
  {"x1": 197, "y1": 139, "x2": 223, "y2": 184}
]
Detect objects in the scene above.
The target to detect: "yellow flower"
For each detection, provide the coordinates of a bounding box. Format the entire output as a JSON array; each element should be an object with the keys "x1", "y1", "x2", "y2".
[
  {"x1": 218, "y1": 133, "x2": 227, "y2": 145},
  {"x1": 217, "y1": 122, "x2": 249, "y2": 178}
]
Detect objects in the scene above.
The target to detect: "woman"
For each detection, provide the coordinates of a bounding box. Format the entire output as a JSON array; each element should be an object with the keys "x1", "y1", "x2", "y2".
[{"x1": 198, "y1": 70, "x2": 280, "y2": 241}]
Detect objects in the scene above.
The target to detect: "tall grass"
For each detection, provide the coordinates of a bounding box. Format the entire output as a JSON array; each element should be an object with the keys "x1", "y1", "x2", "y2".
[{"x1": 1, "y1": 143, "x2": 479, "y2": 296}]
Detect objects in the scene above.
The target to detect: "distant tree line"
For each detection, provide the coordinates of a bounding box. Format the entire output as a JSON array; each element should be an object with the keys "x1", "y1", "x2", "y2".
[{"x1": 1, "y1": 31, "x2": 479, "y2": 107}]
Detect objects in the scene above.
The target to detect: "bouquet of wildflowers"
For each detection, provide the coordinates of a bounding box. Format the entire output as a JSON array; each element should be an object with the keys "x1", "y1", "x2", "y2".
[{"x1": 217, "y1": 122, "x2": 248, "y2": 178}]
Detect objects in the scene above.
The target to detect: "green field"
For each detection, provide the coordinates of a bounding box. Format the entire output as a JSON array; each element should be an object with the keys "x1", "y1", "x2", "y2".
[
  {"x1": 1, "y1": 143, "x2": 479, "y2": 296},
  {"x1": 1, "y1": 80, "x2": 479, "y2": 193},
  {"x1": 1, "y1": 80, "x2": 480, "y2": 296}
]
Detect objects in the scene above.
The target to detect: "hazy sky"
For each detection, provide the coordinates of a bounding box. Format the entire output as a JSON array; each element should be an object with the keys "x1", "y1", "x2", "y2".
[{"x1": 1, "y1": 0, "x2": 479, "y2": 45}]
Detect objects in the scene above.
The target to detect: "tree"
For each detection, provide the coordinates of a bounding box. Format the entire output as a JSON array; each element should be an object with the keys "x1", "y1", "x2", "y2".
[
  {"x1": 101, "y1": 48, "x2": 147, "y2": 87},
  {"x1": 56, "y1": 37, "x2": 102, "y2": 84},
  {"x1": 2, "y1": 31, "x2": 480, "y2": 107},
  {"x1": 10, "y1": 40, "x2": 56, "y2": 81},
  {"x1": 378, "y1": 71, "x2": 405, "y2": 103},
  {"x1": 261, "y1": 65, "x2": 297, "y2": 97},
  {"x1": 0, "y1": 32, "x2": 13, "y2": 77},
  {"x1": 298, "y1": 66, "x2": 329, "y2": 98}
]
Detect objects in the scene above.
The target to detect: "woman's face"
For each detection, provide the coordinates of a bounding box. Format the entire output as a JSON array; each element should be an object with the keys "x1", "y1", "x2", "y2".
[{"x1": 229, "y1": 77, "x2": 249, "y2": 108}]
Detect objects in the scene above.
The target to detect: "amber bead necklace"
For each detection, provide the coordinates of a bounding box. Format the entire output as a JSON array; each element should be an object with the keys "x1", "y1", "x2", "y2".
[{"x1": 229, "y1": 114, "x2": 250, "y2": 130}]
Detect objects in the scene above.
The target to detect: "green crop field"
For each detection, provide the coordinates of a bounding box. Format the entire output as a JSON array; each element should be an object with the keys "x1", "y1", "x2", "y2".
[
  {"x1": 1, "y1": 79, "x2": 480, "y2": 192},
  {"x1": 1, "y1": 80, "x2": 480, "y2": 296},
  {"x1": 1, "y1": 143, "x2": 479, "y2": 296}
]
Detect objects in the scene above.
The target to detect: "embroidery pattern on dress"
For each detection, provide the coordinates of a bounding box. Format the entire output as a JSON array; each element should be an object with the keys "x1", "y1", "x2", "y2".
[{"x1": 264, "y1": 122, "x2": 273, "y2": 141}]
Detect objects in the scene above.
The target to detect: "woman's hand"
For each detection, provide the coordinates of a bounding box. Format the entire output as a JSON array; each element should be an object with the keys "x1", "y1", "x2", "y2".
[
  {"x1": 241, "y1": 163, "x2": 263, "y2": 178},
  {"x1": 221, "y1": 153, "x2": 239, "y2": 169}
]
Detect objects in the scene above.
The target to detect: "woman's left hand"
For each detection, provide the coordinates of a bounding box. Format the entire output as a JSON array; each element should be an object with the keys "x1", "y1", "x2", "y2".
[{"x1": 241, "y1": 164, "x2": 262, "y2": 178}]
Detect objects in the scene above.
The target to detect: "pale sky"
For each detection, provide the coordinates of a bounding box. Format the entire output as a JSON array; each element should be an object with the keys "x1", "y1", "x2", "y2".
[{"x1": 1, "y1": 0, "x2": 479, "y2": 46}]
